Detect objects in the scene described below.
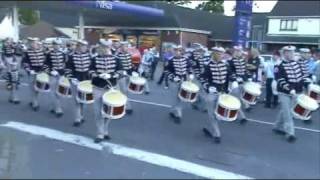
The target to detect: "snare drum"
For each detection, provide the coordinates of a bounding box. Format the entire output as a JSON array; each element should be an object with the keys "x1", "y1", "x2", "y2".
[
  {"x1": 76, "y1": 80, "x2": 94, "y2": 104},
  {"x1": 128, "y1": 73, "x2": 146, "y2": 94},
  {"x1": 215, "y1": 94, "x2": 241, "y2": 122},
  {"x1": 56, "y1": 77, "x2": 72, "y2": 98},
  {"x1": 242, "y1": 82, "x2": 261, "y2": 105},
  {"x1": 34, "y1": 73, "x2": 50, "y2": 92},
  {"x1": 308, "y1": 84, "x2": 320, "y2": 103},
  {"x1": 178, "y1": 81, "x2": 199, "y2": 103},
  {"x1": 292, "y1": 94, "x2": 319, "y2": 120},
  {"x1": 102, "y1": 90, "x2": 127, "y2": 119}
]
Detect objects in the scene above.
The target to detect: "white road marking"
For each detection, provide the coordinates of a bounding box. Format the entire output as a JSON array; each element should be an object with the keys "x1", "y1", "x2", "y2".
[
  {"x1": 1, "y1": 121, "x2": 251, "y2": 179},
  {"x1": 128, "y1": 99, "x2": 320, "y2": 133},
  {"x1": 0, "y1": 80, "x2": 319, "y2": 133}
]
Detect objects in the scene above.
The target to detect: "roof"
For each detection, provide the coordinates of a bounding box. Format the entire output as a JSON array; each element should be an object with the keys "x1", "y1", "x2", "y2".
[
  {"x1": 263, "y1": 35, "x2": 320, "y2": 45},
  {"x1": 20, "y1": 21, "x2": 70, "y2": 39},
  {"x1": 269, "y1": 1, "x2": 320, "y2": 17}
]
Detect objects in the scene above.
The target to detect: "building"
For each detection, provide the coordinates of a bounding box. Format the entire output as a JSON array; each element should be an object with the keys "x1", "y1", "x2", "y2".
[{"x1": 264, "y1": 0, "x2": 320, "y2": 51}]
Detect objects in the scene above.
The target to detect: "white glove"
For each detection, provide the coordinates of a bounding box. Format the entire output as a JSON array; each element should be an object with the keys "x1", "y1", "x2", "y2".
[
  {"x1": 247, "y1": 78, "x2": 253, "y2": 82},
  {"x1": 99, "y1": 73, "x2": 111, "y2": 79},
  {"x1": 290, "y1": 89, "x2": 296, "y2": 96},
  {"x1": 70, "y1": 78, "x2": 79, "y2": 85},
  {"x1": 132, "y1": 71, "x2": 139, "y2": 77},
  {"x1": 50, "y1": 70, "x2": 58, "y2": 76},
  {"x1": 312, "y1": 75, "x2": 317, "y2": 83},
  {"x1": 236, "y1": 77, "x2": 243, "y2": 83},
  {"x1": 208, "y1": 86, "x2": 217, "y2": 94},
  {"x1": 231, "y1": 81, "x2": 239, "y2": 90},
  {"x1": 113, "y1": 73, "x2": 119, "y2": 78},
  {"x1": 122, "y1": 71, "x2": 127, "y2": 76},
  {"x1": 189, "y1": 74, "x2": 195, "y2": 80},
  {"x1": 29, "y1": 70, "x2": 36, "y2": 75},
  {"x1": 173, "y1": 76, "x2": 180, "y2": 82},
  {"x1": 305, "y1": 78, "x2": 312, "y2": 83}
]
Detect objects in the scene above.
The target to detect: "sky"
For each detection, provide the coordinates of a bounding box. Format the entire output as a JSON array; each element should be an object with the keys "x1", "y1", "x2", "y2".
[{"x1": 185, "y1": 0, "x2": 278, "y2": 16}]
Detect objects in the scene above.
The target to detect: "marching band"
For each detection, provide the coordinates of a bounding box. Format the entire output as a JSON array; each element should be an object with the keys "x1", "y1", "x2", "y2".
[{"x1": 0, "y1": 36, "x2": 319, "y2": 144}]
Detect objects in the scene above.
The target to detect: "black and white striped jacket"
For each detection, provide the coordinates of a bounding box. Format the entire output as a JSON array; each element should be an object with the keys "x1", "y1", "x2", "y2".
[
  {"x1": 275, "y1": 59, "x2": 307, "y2": 95},
  {"x1": 116, "y1": 52, "x2": 132, "y2": 75},
  {"x1": 2, "y1": 44, "x2": 15, "y2": 57},
  {"x1": 22, "y1": 48, "x2": 47, "y2": 73},
  {"x1": 166, "y1": 56, "x2": 192, "y2": 82},
  {"x1": 66, "y1": 51, "x2": 91, "y2": 81},
  {"x1": 297, "y1": 58, "x2": 310, "y2": 79},
  {"x1": 228, "y1": 57, "x2": 247, "y2": 82},
  {"x1": 191, "y1": 54, "x2": 210, "y2": 80},
  {"x1": 90, "y1": 54, "x2": 120, "y2": 88},
  {"x1": 200, "y1": 60, "x2": 229, "y2": 93},
  {"x1": 46, "y1": 50, "x2": 66, "y2": 75}
]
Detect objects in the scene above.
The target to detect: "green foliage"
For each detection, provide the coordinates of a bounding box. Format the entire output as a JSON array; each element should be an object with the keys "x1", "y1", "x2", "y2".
[
  {"x1": 18, "y1": 8, "x2": 39, "y2": 25},
  {"x1": 165, "y1": 0, "x2": 191, "y2": 6},
  {"x1": 196, "y1": 0, "x2": 224, "y2": 14}
]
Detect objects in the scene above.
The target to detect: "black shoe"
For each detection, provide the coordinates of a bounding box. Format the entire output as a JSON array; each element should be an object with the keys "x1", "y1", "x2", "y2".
[
  {"x1": 169, "y1": 112, "x2": 181, "y2": 124},
  {"x1": 55, "y1": 112, "x2": 63, "y2": 118},
  {"x1": 126, "y1": 109, "x2": 133, "y2": 115},
  {"x1": 50, "y1": 109, "x2": 55, "y2": 114},
  {"x1": 13, "y1": 100, "x2": 20, "y2": 105},
  {"x1": 272, "y1": 128, "x2": 286, "y2": 135},
  {"x1": 202, "y1": 128, "x2": 213, "y2": 138},
  {"x1": 192, "y1": 104, "x2": 199, "y2": 111},
  {"x1": 239, "y1": 118, "x2": 248, "y2": 125},
  {"x1": 94, "y1": 137, "x2": 103, "y2": 143},
  {"x1": 29, "y1": 102, "x2": 33, "y2": 107},
  {"x1": 32, "y1": 106, "x2": 39, "y2": 112},
  {"x1": 73, "y1": 122, "x2": 81, "y2": 127},
  {"x1": 264, "y1": 104, "x2": 271, "y2": 108},
  {"x1": 245, "y1": 107, "x2": 252, "y2": 112},
  {"x1": 8, "y1": 99, "x2": 13, "y2": 104},
  {"x1": 214, "y1": 136, "x2": 221, "y2": 144},
  {"x1": 145, "y1": 91, "x2": 150, "y2": 95},
  {"x1": 103, "y1": 135, "x2": 111, "y2": 140},
  {"x1": 303, "y1": 120, "x2": 312, "y2": 124},
  {"x1": 286, "y1": 135, "x2": 296, "y2": 143}
]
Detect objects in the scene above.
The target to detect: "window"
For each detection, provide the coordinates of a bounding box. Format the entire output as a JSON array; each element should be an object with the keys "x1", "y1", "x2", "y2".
[{"x1": 280, "y1": 19, "x2": 298, "y2": 31}]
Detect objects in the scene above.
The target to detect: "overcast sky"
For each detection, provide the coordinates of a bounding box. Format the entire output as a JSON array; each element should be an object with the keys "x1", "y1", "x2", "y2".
[{"x1": 185, "y1": 0, "x2": 278, "y2": 16}]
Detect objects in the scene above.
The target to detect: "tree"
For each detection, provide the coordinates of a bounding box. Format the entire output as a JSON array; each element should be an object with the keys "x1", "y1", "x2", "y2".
[
  {"x1": 196, "y1": 0, "x2": 224, "y2": 14},
  {"x1": 18, "y1": 8, "x2": 39, "y2": 25},
  {"x1": 164, "y1": 0, "x2": 191, "y2": 6}
]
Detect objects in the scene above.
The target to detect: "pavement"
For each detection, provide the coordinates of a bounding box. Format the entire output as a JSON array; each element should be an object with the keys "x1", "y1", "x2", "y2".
[{"x1": 0, "y1": 66, "x2": 319, "y2": 179}]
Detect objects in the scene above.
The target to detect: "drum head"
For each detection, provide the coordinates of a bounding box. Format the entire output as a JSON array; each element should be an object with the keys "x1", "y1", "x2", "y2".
[
  {"x1": 218, "y1": 94, "x2": 241, "y2": 110},
  {"x1": 243, "y1": 82, "x2": 261, "y2": 96},
  {"x1": 78, "y1": 80, "x2": 93, "y2": 93},
  {"x1": 309, "y1": 84, "x2": 320, "y2": 93},
  {"x1": 60, "y1": 77, "x2": 70, "y2": 87},
  {"x1": 103, "y1": 90, "x2": 127, "y2": 106},
  {"x1": 181, "y1": 81, "x2": 199, "y2": 93},
  {"x1": 297, "y1": 94, "x2": 319, "y2": 111},
  {"x1": 130, "y1": 76, "x2": 146, "y2": 85},
  {"x1": 36, "y1": 73, "x2": 49, "y2": 83}
]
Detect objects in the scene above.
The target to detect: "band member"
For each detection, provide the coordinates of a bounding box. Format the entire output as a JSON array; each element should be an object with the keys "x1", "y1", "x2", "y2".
[
  {"x1": 46, "y1": 39, "x2": 67, "y2": 117},
  {"x1": 298, "y1": 48, "x2": 316, "y2": 84},
  {"x1": 199, "y1": 47, "x2": 230, "y2": 144},
  {"x1": 273, "y1": 45, "x2": 310, "y2": 142},
  {"x1": 2, "y1": 38, "x2": 16, "y2": 90},
  {"x1": 116, "y1": 41, "x2": 134, "y2": 114},
  {"x1": 228, "y1": 46, "x2": 249, "y2": 124},
  {"x1": 90, "y1": 39, "x2": 120, "y2": 143},
  {"x1": 22, "y1": 37, "x2": 48, "y2": 111},
  {"x1": 6, "y1": 52, "x2": 21, "y2": 104},
  {"x1": 166, "y1": 45, "x2": 193, "y2": 124},
  {"x1": 66, "y1": 40, "x2": 91, "y2": 127}
]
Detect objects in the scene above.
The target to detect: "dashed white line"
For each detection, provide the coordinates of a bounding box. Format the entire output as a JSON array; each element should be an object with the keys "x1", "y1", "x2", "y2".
[{"x1": 0, "y1": 121, "x2": 252, "y2": 179}]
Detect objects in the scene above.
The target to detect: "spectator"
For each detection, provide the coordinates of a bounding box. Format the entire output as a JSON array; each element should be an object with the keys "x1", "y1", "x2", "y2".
[
  {"x1": 157, "y1": 45, "x2": 173, "y2": 89},
  {"x1": 247, "y1": 48, "x2": 261, "y2": 82}
]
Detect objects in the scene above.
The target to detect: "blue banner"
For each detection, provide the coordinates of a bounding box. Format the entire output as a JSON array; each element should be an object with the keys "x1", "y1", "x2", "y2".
[
  {"x1": 67, "y1": 0, "x2": 164, "y2": 17},
  {"x1": 233, "y1": 0, "x2": 253, "y2": 49}
]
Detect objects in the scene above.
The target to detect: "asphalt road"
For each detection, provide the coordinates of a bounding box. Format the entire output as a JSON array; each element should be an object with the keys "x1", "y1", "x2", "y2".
[{"x1": 0, "y1": 67, "x2": 319, "y2": 179}]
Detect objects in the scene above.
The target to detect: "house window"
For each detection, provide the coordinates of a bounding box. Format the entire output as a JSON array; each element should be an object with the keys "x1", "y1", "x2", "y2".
[{"x1": 280, "y1": 19, "x2": 298, "y2": 31}]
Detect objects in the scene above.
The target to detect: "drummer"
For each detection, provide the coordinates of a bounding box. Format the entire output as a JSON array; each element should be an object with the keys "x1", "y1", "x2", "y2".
[
  {"x1": 166, "y1": 44, "x2": 193, "y2": 124},
  {"x1": 273, "y1": 45, "x2": 311, "y2": 142},
  {"x1": 228, "y1": 45, "x2": 249, "y2": 124},
  {"x1": 198, "y1": 47, "x2": 230, "y2": 144},
  {"x1": 90, "y1": 39, "x2": 121, "y2": 143},
  {"x1": 22, "y1": 37, "x2": 48, "y2": 111},
  {"x1": 116, "y1": 41, "x2": 134, "y2": 114},
  {"x1": 65, "y1": 39, "x2": 91, "y2": 127},
  {"x1": 46, "y1": 39, "x2": 67, "y2": 117}
]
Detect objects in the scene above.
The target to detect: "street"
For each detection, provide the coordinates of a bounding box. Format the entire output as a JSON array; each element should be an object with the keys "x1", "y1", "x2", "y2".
[{"x1": 0, "y1": 68, "x2": 319, "y2": 179}]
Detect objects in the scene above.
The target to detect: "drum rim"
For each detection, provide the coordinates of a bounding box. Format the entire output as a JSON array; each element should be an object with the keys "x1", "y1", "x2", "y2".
[
  {"x1": 103, "y1": 90, "x2": 127, "y2": 106},
  {"x1": 78, "y1": 80, "x2": 93, "y2": 93},
  {"x1": 130, "y1": 76, "x2": 147, "y2": 85},
  {"x1": 36, "y1": 73, "x2": 50, "y2": 83},
  {"x1": 309, "y1": 84, "x2": 320, "y2": 93},
  {"x1": 297, "y1": 94, "x2": 319, "y2": 111},
  {"x1": 243, "y1": 82, "x2": 261, "y2": 96},
  {"x1": 218, "y1": 94, "x2": 241, "y2": 110},
  {"x1": 181, "y1": 81, "x2": 200, "y2": 93}
]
